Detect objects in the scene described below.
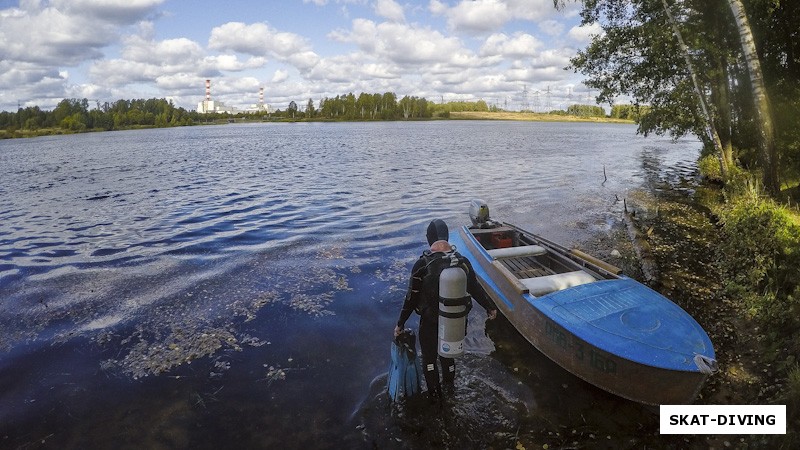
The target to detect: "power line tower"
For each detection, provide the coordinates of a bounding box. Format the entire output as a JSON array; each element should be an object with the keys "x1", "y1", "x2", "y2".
[
  {"x1": 545, "y1": 86, "x2": 552, "y2": 112},
  {"x1": 521, "y1": 85, "x2": 529, "y2": 112},
  {"x1": 566, "y1": 86, "x2": 573, "y2": 111}
]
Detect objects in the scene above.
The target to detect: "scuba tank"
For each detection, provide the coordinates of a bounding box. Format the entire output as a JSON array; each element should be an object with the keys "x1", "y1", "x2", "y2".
[{"x1": 437, "y1": 253, "x2": 471, "y2": 358}]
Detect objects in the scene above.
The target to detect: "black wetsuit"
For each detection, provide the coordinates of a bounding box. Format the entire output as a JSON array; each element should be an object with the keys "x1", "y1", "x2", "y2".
[{"x1": 396, "y1": 248, "x2": 494, "y2": 400}]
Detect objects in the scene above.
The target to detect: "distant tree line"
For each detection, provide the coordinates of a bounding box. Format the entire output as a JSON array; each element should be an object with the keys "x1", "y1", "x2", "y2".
[
  {"x1": 609, "y1": 104, "x2": 651, "y2": 121},
  {"x1": 1, "y1": 98, "x2": 198, "y2": 133},
  {"x1": 271, "y1": 92, "x2": 498, "y2": 121},
  {"x1": 2, "y1": 93, "x2": 638, "y2": 138},
  {"x1": 566, "y1": 104, "x2": 606, "y2": 117}
]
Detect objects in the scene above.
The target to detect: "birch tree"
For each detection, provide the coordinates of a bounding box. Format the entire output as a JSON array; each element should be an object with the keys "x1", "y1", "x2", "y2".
[
  {"x1": 661, "y1": 0, "x2": 730, "y2": 179},
  {"x1": 727, "y1": 0, "x2": 780, "y2": 195}
]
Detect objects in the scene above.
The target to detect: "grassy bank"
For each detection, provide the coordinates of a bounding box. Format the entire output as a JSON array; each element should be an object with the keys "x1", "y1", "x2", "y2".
[
  {"x1": 620, "y1": 174, "x2": 800, "y2": 447},
  {"x1": 0, "y1": 120, "x2": 248, "y2": 140},
  {"x1": 450, "y1": 110, "x2": 635, "y2": 124},
  {"x1": 0, "y1": 127, "x2": 81, "y2": 139}
]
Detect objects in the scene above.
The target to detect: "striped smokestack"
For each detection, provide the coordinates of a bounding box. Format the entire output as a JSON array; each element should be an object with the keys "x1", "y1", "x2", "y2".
[{"x1": 205, "y1": 79, "x2": 211, "y2": 101}]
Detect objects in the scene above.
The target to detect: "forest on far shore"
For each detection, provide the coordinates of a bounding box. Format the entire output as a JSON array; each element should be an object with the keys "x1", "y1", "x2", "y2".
[{"x1": 0, "y1": 94, "x2": 641, "y2": 139}]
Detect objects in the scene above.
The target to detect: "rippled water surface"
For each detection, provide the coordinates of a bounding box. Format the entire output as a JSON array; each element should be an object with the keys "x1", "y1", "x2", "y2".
[{"x1": 0, "y1": 121, "x2": 701, "y2": 448}]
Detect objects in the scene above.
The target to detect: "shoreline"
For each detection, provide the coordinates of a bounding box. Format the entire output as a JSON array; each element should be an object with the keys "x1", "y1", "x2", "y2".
[
  {"x1": 449, "y1": 110, "x2": 635, "y2": 124},
  {"x1": 0, "y1": 112, "x2": 635, "y2": 140},
  {"x1": 522, "y1": 174, "x2": 782, "y2": 449},
  {"x1": 591, "y1": 181, "x2": 790, "y2": 448}
]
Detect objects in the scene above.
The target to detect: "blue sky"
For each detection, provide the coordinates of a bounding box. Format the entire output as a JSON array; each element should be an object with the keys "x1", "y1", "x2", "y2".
[{"x1": 0, "y1": 0, "x2": 602, "y2": 112}]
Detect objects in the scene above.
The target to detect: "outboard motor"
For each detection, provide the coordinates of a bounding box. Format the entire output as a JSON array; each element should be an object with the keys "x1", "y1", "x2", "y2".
[
  {"x1": 438, "y1": 254, "x2": 471, "y2": 358},
  {"x1": 469, "y1": 199, "x2": 492, "y2": 228}
]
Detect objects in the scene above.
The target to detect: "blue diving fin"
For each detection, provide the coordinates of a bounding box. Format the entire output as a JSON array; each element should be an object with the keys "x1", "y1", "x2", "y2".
[
  {"x1": 387, "y1": 329, "x2": 421, "y2": 401},
  {"x1": 387, "y1": 335, "x2": 403, "y2": 401}
]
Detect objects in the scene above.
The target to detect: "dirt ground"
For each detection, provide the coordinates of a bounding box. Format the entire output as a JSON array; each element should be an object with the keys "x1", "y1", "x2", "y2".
[{"x1": 587, "y1": 185, "x2": 796, "y2": 449}]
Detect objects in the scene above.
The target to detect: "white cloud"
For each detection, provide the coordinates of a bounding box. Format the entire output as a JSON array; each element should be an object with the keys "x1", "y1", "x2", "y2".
[
  {"x1": 538, "y1": 19, "x2": 565, "y2": 37},
  {"x1": 444, "y1": 0, "x2": 510, "y2": 33},
  {"x1": 271, "y1": 69, "x2": 289, "y2": 84},
  {"x1": 121, "y1": 36, "x2": 204, "y2": 65},
  {"x1": 480, "y1": 33, "x2": 542, "y2": 58},
  {"x1": 0, "y1": 62, "x2": 66, "y2": 101},
  {"x1": 0, "y1": 6, "x2": 116, "y2": 65},
  {"x1": 0, "y1": 0, "x2": 165, "y2": 108},
  {"x1": 374, "y1": 0, "x2": 405, "y2": 22},
  {"x1": 568, "y1": 22, "x2": 603, "y2": 44},
  {"x1": 504, "y1": 0, "x2": 562, "y2": 21},
  {"x1": 65, "y1": 83, "x2": 110, "y2": 102},
  {"x1": 430, "y1": 0, "x2": 558, "y2": 33},
  {"x1": 50, "y1": 0, "x2": 165, "y2": 24},
  {"x1": 287, "y1": 51, "x2": 322, "y2": 71},
  {"x1": 154, "y1": 73, "x2": 202, "y2": 91},
  {"x1": 88, "y1": 59, "x2": 150, "y2": 86},
  {"x1": 330, "y1": 19, "x2": 486, "y2": 68},
  {"x1": 303, "y1": 0, "x2": 368, "y2": 6},
  {"x1": 307, "y1": 53, "x2": 399, "y2": 83},
  {"x1": 87, "y1": 31, "x2": 269, "y2": 93},
  {"x1": 428, "y1": 0, "x2": 447, "y2": 15},
  {"x1": 203, "y1": 55, "x2": 268, "y2": 72},
  {"x1": 209, "y1": 22, "x2": 320, "y2": 71}
]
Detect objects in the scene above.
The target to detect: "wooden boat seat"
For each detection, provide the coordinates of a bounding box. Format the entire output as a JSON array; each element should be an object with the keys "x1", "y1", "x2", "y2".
[
  {"x1": 486, "y1": 245, "x2": 547, "y2": 259},
  {"x1": 520, "y1": 270, "x2": 596, "y2": 297}
]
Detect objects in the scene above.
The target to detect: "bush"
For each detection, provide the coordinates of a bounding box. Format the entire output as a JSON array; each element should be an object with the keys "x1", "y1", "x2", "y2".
[
  {"x1": 716, "y1": 193, "x2": 800, "y2": 326},
  {"x1": 698, "y1": 154, "x2": 723, "y2": 182}
]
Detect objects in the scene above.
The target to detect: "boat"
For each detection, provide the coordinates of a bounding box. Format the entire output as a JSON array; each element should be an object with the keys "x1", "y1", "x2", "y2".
[{"x1": 449, "y1": 200, "x2": 717, "y2": 405}]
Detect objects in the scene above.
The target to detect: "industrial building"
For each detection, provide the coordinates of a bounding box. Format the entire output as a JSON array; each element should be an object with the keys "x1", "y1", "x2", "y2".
[
  {"x1": 196, "y1": 79, "x2": 236, "y2": 114},
  {"x1": 196, "y1": 80, "x2": 269, "y2": 114}
]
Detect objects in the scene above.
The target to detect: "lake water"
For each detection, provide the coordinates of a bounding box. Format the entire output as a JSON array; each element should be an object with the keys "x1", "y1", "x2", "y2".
[{"x1": 0, "y1": 121, "x2": 701, "y2": 448}]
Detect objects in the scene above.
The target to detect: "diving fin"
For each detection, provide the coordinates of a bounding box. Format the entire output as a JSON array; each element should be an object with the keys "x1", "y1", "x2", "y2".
[
  {"x1": 387, "y1": 329, "x2": 421, "y2": 401},
  {"x1": 388, "y1": 336, "x2": 403, "y2": 401}
]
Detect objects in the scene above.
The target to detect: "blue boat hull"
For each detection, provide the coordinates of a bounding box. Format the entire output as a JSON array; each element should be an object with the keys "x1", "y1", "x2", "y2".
[{"x1": 453, "y1": 224, "x2": 716, "y2": 405}]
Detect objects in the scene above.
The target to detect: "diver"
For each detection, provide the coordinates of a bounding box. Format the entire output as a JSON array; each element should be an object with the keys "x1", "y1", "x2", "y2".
[{"x1": 394, "y1": 219, "x2": 497, "y2": 403}]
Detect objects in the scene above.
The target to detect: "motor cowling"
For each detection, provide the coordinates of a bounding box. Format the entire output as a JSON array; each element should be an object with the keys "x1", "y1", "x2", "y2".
[
  {"x1": 438, "y1": 265, "x2": 471, "y2": 358},
  {"x1": 469, "y1": 199, "x2": 490, "y2": 226}
]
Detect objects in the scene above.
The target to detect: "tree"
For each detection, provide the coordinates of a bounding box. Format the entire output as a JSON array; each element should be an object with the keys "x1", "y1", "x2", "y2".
[
  {"x1": 305, "y1": 98, "x2": 315, "y2": 118},
  {"x1": 558, "y1": 0, "x2": 789, "y2": 195},
  {"x1": 616, "y1": 104, "x2": 651, "y2": 120},
  {"x1": 728, "y1": 0, "x2": 779, "y2": 195},
  {"x1": 567, "y1": 104, "x2": 605, "y2": 117},
  {"x1": 344, "y1": 93, "x2": 356, "y2": 119},
  {"x1": 287, "y1": 101, "x2": 298, "y2": 119},
  {"x1": 399, "y1": 96, "x2": 416, "y2": 119},
  {"x1": 381, "y1": 92, "x2": 397, "y2": 119},
  {"x1": 356, "y1": 93, "x2": 372, "y2": 118},
  {"x1": 661, "y1": 0, "x2": 730, "y2": 180}
]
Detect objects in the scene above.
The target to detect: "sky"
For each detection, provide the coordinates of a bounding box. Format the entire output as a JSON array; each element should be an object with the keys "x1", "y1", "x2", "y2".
[{"x1": 0, "y1": 0, "x2": 604, "y2": 113}]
